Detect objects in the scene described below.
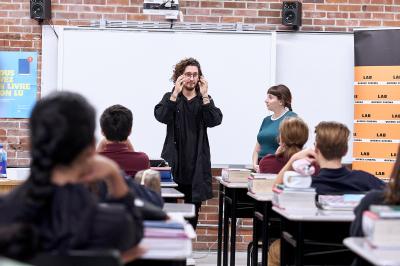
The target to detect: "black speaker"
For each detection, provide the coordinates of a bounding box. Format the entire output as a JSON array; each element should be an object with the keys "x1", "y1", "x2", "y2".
[
  {"x1": 282, "y1": 1, "x2": 302, "y2": 28},
  {"x1": 30, "y1": 0, "x2": 51, "y2": 20}
]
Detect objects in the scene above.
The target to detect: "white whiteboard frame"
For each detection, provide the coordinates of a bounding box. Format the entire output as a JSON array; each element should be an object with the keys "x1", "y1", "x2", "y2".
[{"x1": 54, "y1": 27, "x2": 276, "y2": 166}]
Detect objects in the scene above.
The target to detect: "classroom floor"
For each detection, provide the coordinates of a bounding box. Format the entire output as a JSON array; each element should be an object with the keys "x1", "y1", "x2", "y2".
[{"x1": 193, "y1": 251, "x2": 247, "y2": 266}]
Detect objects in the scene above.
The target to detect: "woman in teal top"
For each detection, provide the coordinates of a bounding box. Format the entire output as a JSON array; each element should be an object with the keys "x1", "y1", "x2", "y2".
[{"x1": 252, "y1": 84, "x2": 297, "y2": 172}]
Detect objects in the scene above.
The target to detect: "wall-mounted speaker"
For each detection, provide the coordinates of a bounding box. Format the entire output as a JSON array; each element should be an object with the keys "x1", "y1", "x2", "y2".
[
  {"x1": 30, "y1": 0, "x2": 51, "y2": 21},
  {"x1": 282, "y1": 1, "x2": 302, "y2": 29}
]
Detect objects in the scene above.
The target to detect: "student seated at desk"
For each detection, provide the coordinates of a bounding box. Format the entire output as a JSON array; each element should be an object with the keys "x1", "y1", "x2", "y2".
[
  {"x1": 0, "y1": 92, "x2": 143, "y2": 263},
  {"x1": 269, "y1": 121, "x2": 385, "y2": 266},
  {"x1": 95, "y1": 105, "x2": 165, "y2": 209},
  {"x1": 135, "y1": 170, "x2": 162, "y2": 195},
  {"x1": 275, "y1": 121, "x2": 385, "y2": 194},
  {"x1": 133, "y1": 170, "x2": 164, "y2": 208},
  {"x1": 259, "y1": 117, "x2": 309, "y2": 174},
  {"x1": 97, "y1": 104, "x2": 150, "y2": 177}
]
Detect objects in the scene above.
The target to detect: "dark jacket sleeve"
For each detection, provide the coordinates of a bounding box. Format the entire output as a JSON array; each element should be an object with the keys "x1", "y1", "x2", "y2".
[
  {"x1": 90, "y1": 199, "x2": 142, "y2": 251},
  {"x1": 103, "y1": 191, "x2": 144, "y2": 247},
  {"x1": 202, "y1": 96, "x2": 223, "y2": 128},
  {"x1": 350, "y1": 190, "x2": 385, "y2": 237},
  {"x1": 154, "y1": 92, "x2": 177, "y2": 124}
]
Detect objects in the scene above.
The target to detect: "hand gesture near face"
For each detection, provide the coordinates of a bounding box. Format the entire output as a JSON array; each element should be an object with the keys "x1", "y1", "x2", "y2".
[
  {"x1": 199, "y1": 76, "x2": 208, "y2": 96},
  {"x1": 172, "y1": 74, "x2": 187, "y2": 97}
]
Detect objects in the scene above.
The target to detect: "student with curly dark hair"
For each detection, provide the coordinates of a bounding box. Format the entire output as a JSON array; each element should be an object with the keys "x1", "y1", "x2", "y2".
[
  {"x1": 0, "y1": 92, "x2": 143, "y2": 262},
  {"x1": 154, "y1": 57, "x2": 223, "y2": 229}
]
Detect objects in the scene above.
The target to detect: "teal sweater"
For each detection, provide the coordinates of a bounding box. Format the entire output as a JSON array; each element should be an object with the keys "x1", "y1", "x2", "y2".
[{"x1": 257, "y1": 111, "x2": 297, "y2": 160}]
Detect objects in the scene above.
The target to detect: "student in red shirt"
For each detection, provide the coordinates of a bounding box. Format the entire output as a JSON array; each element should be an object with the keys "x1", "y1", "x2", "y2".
[
  {"x1": 259, "y1": 117, "x2": 309, "y2": 174},
  {"x1": 97, "y1": 104, "x2": 150, "y2": 178}
]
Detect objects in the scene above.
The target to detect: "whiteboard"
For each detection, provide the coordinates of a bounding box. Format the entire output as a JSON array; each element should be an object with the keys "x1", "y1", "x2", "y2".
[
  {"x1": 58, "y1": 28, "x2": 274, "y2": 165},
  {"x1": 275, "y1": 32, "x2": 354, "y2": 163}
]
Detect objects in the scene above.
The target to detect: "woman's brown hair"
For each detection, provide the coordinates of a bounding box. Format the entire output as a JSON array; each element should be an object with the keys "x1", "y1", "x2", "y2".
[
  {"x1": 267, "y1": 84, "x2": 293, "y2": 111},
  {"x1": 276, "y1": 117, "x2": 309, "y2": 161},
  {"x1": 385, "y1": 145, "x2": 400, "y2": 204}
]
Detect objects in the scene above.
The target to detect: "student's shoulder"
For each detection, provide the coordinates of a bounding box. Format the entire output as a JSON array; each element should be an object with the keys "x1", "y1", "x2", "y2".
[
  {"x1": 133, "y1": 151, "x2": 150, "y2": 160},
  {"x1": 362, "y1": 190, "x2": 385, "y2": 203},
  {"x1": 351, "y1": 169, "x2": 382, "y2": 180},
  {"x1": 355, "y1": 190, "x2": 385, "y2": 213},
  {"x1": 351, "y1": 169, "x2": 386, "y2": 187}
]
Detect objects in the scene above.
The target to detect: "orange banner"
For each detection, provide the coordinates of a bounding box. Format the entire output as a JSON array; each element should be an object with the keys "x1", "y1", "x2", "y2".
[
  {"x1": 352, "y1": 161, "x2": 394, "y2": 179},
  {"x1": 353, "y1": 142, "x2": 398, "y2": 159},
  {"x1": 353, "y1": 123, "x2": 400, "y2": 140},
  {"x1": 354, "y1": 104, "x2": 400, "y2": 120},
  {"x1": 354, "y1": 85, "x2": 400, "y2": 101},
  {"x1": 355, "y1": 66, "x2": 400, "y2": 82}
]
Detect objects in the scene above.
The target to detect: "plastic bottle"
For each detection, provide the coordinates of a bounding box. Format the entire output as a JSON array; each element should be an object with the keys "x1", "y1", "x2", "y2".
[{"x1": 0, "y1": 144, "x2": 7, "y2": 178}]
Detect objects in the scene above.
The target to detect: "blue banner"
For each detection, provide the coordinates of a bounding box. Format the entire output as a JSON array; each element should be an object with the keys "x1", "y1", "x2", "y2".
[{"x1": 0, "y1": 51, "x2": 38, "y2": 118}]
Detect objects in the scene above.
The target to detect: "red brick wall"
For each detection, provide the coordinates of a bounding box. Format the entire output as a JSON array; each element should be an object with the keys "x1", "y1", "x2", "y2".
[
  {"x1": 195, "y1": 173, "x2": 254, "y2": 251},
  {"x1": 2, "y1": 0, "x2": 400, "y2": 250}
]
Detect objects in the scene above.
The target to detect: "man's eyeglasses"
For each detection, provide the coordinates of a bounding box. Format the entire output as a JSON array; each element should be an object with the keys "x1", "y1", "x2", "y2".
[{"x1": 184, "y1": 72, "x2": 199, "y2": 78}]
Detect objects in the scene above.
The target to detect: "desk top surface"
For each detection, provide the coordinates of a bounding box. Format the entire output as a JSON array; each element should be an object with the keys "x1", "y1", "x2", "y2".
[
  {"x1": 161, "y1": 187, "x2": 185, "y2": 198},
  {"x1": 163, "y1": 203, "x2": 195, "y2": 218},
  {"x1": 344, "y1": 237, "x2": 400, "y2": 266},
  {"x1": 272, "y1": 206, "x2": 354, "y2": 222},
  {"x1": 247, "y1": 192, "x2": 273, "y2": 202},
  {"x1": 160, "y1": 181, "x2": 178, "y2": 188},
  {"x1": 0, "y1": 179, "x2": 24, "y2": 185},
  {"x1": 214, "y1": 176, "x2": 248, "y2": 188}
]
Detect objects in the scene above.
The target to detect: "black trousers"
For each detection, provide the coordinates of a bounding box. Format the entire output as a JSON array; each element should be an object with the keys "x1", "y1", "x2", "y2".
[{"x1": 176, "y1": 183, "x2": 202, "y2": 230}]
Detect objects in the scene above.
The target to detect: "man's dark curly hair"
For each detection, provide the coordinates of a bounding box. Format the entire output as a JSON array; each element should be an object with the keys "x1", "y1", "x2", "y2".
[{"x1": 171, "y1": 57, "x2": 203, "y2": 83}]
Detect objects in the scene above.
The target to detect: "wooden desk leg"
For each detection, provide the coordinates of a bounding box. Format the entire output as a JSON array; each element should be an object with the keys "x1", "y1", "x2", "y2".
[
  {"x1": 223, "y1": 196, "x2": 230, "y2": 266},
  {"x1": 251, "y1": 202, "x2": 258, "y2": 266},
  {"x1": 229, "y1": 189, "x2": 237, "y2": 266},
  {"x1": 217, "y1": 183, "x2": 224, "y2": 266},
  {"x1": 295, "y1": 222, "x2": 304, "y2": 266}
]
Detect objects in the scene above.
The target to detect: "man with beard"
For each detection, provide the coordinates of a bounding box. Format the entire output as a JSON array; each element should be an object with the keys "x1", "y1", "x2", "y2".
[{"x1": 154, "y1": 58, "x2": 223, "y2": 229}]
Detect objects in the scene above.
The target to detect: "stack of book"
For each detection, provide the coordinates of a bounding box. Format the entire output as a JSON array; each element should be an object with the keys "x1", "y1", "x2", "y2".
[
  {"x1": 151, "y1": 166, "x2": 172, "y2": 182},
  {"x1": 363, "y1": 205, "x2": 400, "y2": 248},
  {"x1": 221, "y1": 168, "x2": 252, "y2": 183},
  {"x1": 272, "y1": 184, "x2": 316, "y2": 210},
  {"x1": 317, "y1": 194, "x2": 365, "y2": 211},
  {"x1": 248, "y1": 173, "x2": 276, "y2": 194},
  {"x1": 141, "y1": 217, "x2": 195, "y2": 259}
]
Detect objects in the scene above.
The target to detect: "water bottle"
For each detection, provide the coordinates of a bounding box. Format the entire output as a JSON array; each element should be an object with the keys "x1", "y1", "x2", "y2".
[{"x1": 0, "y1": 144, "x2": 7, "y2": 178}]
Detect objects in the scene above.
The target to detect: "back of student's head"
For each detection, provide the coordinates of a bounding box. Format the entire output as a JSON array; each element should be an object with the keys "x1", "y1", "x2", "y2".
[
  {"x1": 315, "y1": 121, "x2": 350, "y2": 160},
  {"x1": 28, "y1": 91, "x2": 96, "y2": 206},
  {"x1": 134, "y1": 169, "x2": 161, "y2": 194},
  {"x1": 278, "y1": 117, "x2": 309, "y2": 160},
  {"x1": 267, "y1": 84, "x2": 293, "y2": 111},
  {"x1": 100, "y1": 104, "x2": 132, "y2": 142},
  {"x1": 385, "y1": 145, "x2": 400, "y2": 204}
]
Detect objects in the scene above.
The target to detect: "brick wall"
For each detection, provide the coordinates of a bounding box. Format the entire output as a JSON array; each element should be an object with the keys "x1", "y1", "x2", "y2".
[
  {"x1": 1, "y1": 0, "x2": 400, "y2": 251},
  {"x1": 195, "y1": 171, "x2": 254, "y2": 251}
]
